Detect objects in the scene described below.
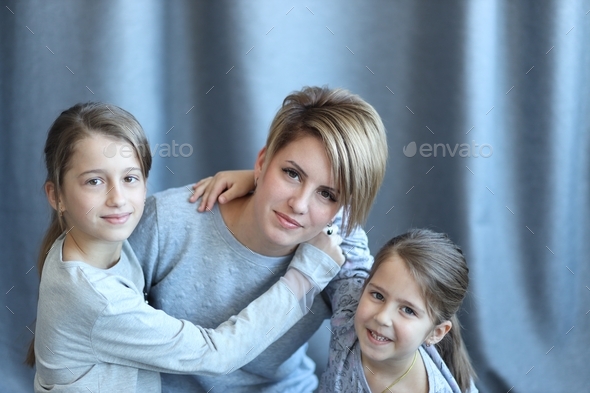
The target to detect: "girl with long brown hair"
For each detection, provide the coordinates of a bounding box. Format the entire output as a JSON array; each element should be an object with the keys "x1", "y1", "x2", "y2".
[{"x1": 27, "y1": 102, "x2": 344, "y2": 392}]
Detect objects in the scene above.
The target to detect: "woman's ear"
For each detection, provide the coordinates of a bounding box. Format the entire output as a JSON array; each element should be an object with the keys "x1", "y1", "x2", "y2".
[
  {"x1": 254, "y1": 146, "x2": 267, "y2": 180},
  {"x1": 44, "y1": 181, "x2": 60, "y2": 212},
  {"x1": 427, "y1": 320, "x2": 452, "y2": 346}
]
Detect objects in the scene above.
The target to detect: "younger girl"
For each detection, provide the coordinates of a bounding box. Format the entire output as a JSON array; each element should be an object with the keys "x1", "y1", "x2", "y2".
[
  {"x1": 320, "y1": 228, "x2": 478, "y2": 393},
  {"x1": 27, "y1": 102, "x2": 345, "y2": 392},
  {"x1": 193, "y1": 173, "x2": 478, "y2": 392}
]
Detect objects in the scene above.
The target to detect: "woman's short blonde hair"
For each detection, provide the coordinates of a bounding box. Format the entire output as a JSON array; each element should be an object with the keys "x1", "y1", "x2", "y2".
[{"x1": 264, "y1": 86, "x2": 388, "y2": 235}]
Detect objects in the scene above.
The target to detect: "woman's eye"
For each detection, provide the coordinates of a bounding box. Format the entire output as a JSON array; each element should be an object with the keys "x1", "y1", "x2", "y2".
[
  {"x1": 319, "y1": 189, "x2": 336, "y2": 202},
  {"x1": 282, "y1": 168, "x2": 300, "y2": 180},
  {"x1": 370, "y1": 292, "x2": 384, "y2": 301}
]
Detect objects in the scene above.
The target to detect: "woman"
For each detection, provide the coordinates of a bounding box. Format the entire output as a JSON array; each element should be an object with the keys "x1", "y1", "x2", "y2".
[{"x1": 129, "y1": 86, "x2": 388, "y2": 392}]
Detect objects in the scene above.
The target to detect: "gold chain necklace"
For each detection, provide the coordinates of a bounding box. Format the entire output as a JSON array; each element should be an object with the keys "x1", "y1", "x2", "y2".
[{"x1": 380, "y1": 350, "x2": 418, "y2": 393}]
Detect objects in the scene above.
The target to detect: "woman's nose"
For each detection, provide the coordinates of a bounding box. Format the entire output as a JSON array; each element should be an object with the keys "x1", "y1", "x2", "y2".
[{"x1": 288, "y1": 189, "x2": 311, "y2": 214}]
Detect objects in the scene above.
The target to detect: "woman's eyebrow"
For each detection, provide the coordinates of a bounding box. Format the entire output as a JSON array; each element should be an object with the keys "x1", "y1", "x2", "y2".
[
  {"x1": 286, "y1": 160, "x2": 338, "y2": 193},
  {"x1": 287, "y1": 160, "x2": 307, "y2": 178}
]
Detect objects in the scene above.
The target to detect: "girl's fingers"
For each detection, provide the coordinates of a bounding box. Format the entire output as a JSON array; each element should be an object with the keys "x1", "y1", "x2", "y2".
[
  {"x1": 190, "y1": 170, "x2": 256, "y2": 212},
  {"x1": 189, "y1": 177, "x2": 212, "y2": 203},
  {"x1": 197, "y1": 180, "x2": 233, "y2": 212},
  {"x1": 217, "y1": 185, "x2": 242, "y2": 205},
  {"x1": 197, "y1": 195, "x2": 208, "y2": 212}
]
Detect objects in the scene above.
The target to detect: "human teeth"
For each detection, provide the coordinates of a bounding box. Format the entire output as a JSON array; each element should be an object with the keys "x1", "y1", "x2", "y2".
[{"x1": 370, "y1": 330, "x2": 390, "y2": 342}]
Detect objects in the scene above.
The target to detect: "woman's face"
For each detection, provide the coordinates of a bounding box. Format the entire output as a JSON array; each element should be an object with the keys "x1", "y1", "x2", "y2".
[{"x1": 252, "y1": 135, "x2": 341, "y2": 256}]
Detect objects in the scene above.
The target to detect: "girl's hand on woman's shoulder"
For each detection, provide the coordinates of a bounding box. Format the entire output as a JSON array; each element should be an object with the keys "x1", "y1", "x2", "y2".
[{"x1": 189, "y1": 170, "x2": 255, "y2": 212}]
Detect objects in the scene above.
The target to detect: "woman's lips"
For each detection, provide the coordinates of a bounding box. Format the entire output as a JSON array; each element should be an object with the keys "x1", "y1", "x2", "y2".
[{"x1": 275, "y1": 211, "x2": 302, "y2": 229}]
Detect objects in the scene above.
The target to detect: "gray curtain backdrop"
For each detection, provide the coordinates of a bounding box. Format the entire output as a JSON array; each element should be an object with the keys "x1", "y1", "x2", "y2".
[{"x1": 2, "y1": 1, "x2": 589, "y2": 391}]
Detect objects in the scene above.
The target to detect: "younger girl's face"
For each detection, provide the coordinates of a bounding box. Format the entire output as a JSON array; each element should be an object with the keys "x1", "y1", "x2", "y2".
[
  {"x1": 354, "y1": 253, "x2": 443, "y2": 367},
  {"x1": 57, "y1": 134, "x2": 146, "y2": 247}
]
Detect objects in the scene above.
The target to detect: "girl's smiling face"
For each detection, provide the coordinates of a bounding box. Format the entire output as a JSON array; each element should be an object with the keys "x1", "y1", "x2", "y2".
[
  {"x1": 54, "y1": 134, "x2": 146, "y2": 248},
  {"x1": 354, "y1": 253, "x2": 450, "y2": 368}
]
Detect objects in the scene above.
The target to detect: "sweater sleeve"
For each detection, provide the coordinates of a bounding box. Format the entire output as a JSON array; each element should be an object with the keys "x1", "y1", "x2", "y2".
[
  {"x1": 323, "y1": 209, "x2": 373, "y2": 312},
  {"x1": 89, "y1": 242, "x2": 340, "y2": 376}
]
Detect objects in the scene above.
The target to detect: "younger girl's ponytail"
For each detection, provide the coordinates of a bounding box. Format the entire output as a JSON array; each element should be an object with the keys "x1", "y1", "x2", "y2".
[
  {"x1": 436, "y1": 314, "x2": 476, "y2": 392},
  {"x1": 370, "y1": 229, "x2": 477, "y2": 392}
]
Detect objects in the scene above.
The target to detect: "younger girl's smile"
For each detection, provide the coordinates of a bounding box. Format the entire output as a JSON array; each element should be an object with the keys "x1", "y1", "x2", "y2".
[
  {"x1": 366, "y1": 329, "x2": 393, "y2": 344},
  {"x1": 354, "y1": 253, "x2": 436, "y2": 366}
]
